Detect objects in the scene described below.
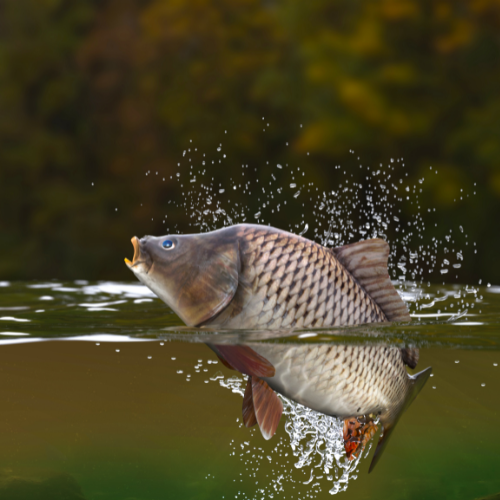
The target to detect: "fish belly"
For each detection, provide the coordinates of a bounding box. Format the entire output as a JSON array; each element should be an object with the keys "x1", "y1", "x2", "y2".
[{"x1": 252, "y1": 344, "x2": 409, "y2": 419}]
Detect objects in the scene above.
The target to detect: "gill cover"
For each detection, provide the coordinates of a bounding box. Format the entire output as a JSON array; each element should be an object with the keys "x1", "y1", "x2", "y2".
[{"x1": 141, "y1": 230, "x2": 240, "y2": 326}]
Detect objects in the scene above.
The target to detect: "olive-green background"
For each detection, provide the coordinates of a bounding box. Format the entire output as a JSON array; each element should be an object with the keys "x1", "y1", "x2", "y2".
[
  {"x1": 1, "y1": 0, "x2": 499, "y2": 282},
  {"x1": 1, "y1": 340, "x2": 499, "y2": 500}
]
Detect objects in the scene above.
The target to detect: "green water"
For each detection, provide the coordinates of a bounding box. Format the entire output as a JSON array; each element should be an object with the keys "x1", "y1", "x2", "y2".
[{"x1": 0, "y1": 281, "x2": 499, "y2": 500}]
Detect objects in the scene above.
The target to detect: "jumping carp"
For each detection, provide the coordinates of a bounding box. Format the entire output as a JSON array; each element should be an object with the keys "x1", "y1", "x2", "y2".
[
  {"x1": 125, "y1": 223, "x2": 410, "y2": 328},
  {"x1": 125, "y1": 223, "x2": 430, "y2": 471}
]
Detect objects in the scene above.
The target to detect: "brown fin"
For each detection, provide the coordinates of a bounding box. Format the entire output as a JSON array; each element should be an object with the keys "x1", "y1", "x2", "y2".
[
  {"x1": 206, "y1": 344, "x2": 236, "y2": 370},
  {"x1": 216, "y1": 353, "x2": 236, "y2": 371},
  {"x1": 212, "y1": 345, "x2": 275, "y2": 378},
  {"x1": 401, "y1": 347, "x2": 419, "y2": 369},
  {"x1": 251, "y1": 376, "x2": 283, "y2": 440},
  {"x1": 332, "y1": 238, "x2": 411, "y2": 322},
  {"x1": 242, "y1": 377, "x2": 257, "y2": 427}
]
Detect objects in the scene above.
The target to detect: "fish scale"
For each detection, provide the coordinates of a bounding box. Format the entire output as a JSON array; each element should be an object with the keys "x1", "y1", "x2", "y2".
[
  {"x1": 209, "y1": 225, "x2": 387, "y2": 329},
  {"x1": 251, "y1": 343, "x2": 410, "y2": 419}
]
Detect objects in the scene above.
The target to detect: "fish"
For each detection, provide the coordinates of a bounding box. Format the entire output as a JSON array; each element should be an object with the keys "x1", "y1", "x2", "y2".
[
  {"x1": 209, "y1": 341, "x2": 431, "y2": 472},
  {"x1": 125, "y1": 223, "x2": 428, "y2": 471},
  {"x1": 125, "y1": 223, "x2": 411, "y2": 329}
]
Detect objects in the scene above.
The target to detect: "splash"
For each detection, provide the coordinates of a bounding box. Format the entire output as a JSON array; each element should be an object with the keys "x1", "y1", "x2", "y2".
[
  {"x1": 215, "y1": 374, "x2": 369, "y2": 498},
  {"x1": 156, "y1": 138, "x2": 480, "y2": 321},
  {"x1": 141, "y1": 126, "x2": 483, "y2": 497}
]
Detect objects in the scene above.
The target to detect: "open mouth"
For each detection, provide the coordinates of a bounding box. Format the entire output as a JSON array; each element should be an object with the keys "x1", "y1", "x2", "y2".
[{"x1": 125, "y1": 237, "x2": 150, "y2": 270}]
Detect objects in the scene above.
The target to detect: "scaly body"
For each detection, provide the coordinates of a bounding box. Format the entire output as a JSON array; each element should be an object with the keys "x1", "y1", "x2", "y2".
[
  {"x1": 253, "y1": 343, "x2": 410, "y2": 421},
  {"x1": 125, "y1": 223, "x2": 409, "y2": 329},
  {"x1": 205, "y1": 225, "x2": 387, "y2": 329}
]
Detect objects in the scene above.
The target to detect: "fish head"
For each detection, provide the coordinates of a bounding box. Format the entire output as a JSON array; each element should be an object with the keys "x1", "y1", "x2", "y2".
[{"x1": 125, "y1": 230, "x2": 240, "y2": 326}]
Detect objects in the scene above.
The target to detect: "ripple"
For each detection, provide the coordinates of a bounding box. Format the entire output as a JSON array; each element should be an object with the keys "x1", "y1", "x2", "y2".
[{"x1": 0, "y1": 316, "x2": 31, "y2": 322}]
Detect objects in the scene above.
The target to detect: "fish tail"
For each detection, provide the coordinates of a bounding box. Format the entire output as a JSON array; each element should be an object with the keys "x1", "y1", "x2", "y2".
[{"x1": 368, "y1": 366, "x2": 432, "y2": 473}]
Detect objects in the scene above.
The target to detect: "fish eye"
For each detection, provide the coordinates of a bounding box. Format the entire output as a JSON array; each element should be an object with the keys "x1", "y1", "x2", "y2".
[{"x1": 162, "y1": 239, "x2": 175, "y2": 250}]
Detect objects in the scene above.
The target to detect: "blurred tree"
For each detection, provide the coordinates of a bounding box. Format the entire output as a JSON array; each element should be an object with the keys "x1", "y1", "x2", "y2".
[{"x1": 0, "y1": 0, "x2": 499, "y2": 283}]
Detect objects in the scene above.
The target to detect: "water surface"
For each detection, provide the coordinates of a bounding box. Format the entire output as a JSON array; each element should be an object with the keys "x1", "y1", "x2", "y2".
[{"x1": 0, "y1": 281, "x2": 499, "y2": 499}]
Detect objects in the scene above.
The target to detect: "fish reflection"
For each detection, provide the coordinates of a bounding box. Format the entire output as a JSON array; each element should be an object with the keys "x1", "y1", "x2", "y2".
[{"x1": 209, "y1": 341, "x2": 431, "y2": 472}]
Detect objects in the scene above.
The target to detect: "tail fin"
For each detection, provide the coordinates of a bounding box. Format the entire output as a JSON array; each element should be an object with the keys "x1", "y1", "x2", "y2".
[{"x1": 368, "y1": 366, "x2": 432, "y2": 473}]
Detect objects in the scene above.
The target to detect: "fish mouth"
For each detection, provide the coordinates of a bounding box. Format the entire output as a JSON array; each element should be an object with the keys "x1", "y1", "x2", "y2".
[{"x1": 125, "y1": 236, "x2": 152, "y2": 273}]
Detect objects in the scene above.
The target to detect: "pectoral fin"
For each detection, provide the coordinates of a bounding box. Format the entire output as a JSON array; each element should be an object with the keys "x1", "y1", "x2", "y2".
[
  {"x1": 207, "y1": 344, "x2": 281, "y2": 439},
  {"x1": 210, "y1": 344, "x2": 275, "y2": 378}
]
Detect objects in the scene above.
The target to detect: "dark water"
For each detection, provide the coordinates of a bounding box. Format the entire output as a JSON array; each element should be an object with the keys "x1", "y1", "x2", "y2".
[{"x1": 1, "y1": 280, "x2": 499, "y2": 500}]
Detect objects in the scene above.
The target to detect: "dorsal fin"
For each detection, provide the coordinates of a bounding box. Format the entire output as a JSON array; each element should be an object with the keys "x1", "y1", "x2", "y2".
[{"x1": 332, "y1": 238, "x2": 411, "y2": 322}]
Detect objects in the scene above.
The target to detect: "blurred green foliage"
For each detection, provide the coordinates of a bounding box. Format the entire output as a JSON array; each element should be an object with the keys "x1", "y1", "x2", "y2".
[{"x1": 0, "y1": 0, "x2": 499, "y2": 283}]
